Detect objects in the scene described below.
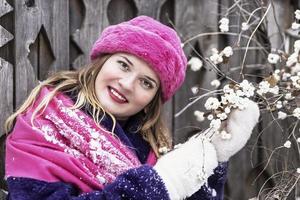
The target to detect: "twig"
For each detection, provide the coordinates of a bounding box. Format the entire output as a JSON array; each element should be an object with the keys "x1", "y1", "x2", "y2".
[
  {"x1": 240, "y1": 3, "x2": 271, "y2": 78},
  {"x1": 183, "y1": 32, "x2": 269, "y2": 55},
  {"x1": 174, "y1": 90, "x2": 222, "y2": 117}
]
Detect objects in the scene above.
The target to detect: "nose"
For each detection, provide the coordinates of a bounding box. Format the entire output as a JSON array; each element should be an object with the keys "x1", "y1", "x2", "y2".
[{"x1": 118, "y1": 75, "x2": 136, "y2": 91}]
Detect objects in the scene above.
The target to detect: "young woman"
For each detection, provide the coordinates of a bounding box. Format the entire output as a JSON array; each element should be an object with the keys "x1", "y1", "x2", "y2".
[{"x1": 4, "y1": 16, "x2": 259, "y2": 200}]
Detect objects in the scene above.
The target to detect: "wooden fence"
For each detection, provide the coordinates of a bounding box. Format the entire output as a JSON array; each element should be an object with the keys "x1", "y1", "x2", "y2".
[{"x1": 0, "y1": 0, "x2": 299, "y2": 199}]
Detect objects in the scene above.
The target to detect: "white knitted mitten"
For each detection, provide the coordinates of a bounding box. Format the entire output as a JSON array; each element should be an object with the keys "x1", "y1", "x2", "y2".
[
  {"x1": 211, "y1": 99, "x2": 260, "y2": 162},
  {"x1": 154, "y1": 135, "x2": 218, "y2": 200}
]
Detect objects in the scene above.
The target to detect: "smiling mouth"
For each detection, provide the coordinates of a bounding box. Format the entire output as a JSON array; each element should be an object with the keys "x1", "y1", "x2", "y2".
[{"x1": 108, "y1": 86, "x2": 129, "y2": 103}]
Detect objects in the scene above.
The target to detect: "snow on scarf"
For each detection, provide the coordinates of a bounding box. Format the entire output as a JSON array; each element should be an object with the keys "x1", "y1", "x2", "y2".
[{"x1": 5, "y1": 87, "x2": 155, "y2": 192}]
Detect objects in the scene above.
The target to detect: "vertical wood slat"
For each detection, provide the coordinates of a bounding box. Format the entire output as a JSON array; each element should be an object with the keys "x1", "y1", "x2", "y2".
[
  {"x1": 221, "y1": 1, "x2": 263, "y2": 199},
  {"x1": 0, "y1": 59, "x2": 12, "y2": 193},
  {"x1": 0, "y1": 58, "x2": 13, "y2": 135},
  {"x1": 0, "y1": 0, "x2": 12, "y2": 17},
  {"x1": 265, "y1": 1, "x2": 300, "y2": 199},
  {"x1": 0, "y1": 0, "x2": 13, "y2": 137},
  {"x1": 0, "y1": 1, "x2": 14, "y2": 194},
  {"x1": 71, "y1": 0, "x2": 109, "y2": 69},
  {"x1": 159, "y1": 0, "x2": 175, "y2": 138},
  {"x1": 107, "y1": 0, "x2": 137, "y2": 25},
  {"x1": 0, "y1": 26, "x2": 13, "y2": 48},
  {"x1": 135, "y1": 0, "x2": 164, "y2": 17},
  {"x1": 220, "y1": 1, "x2": 268, "y2": 199},
  {"x1": 173, "y1": 0, "x2": 219, "y2": 144},
  {"x1": 14, "y1": 0, "x2": 69, "y2": 108}
]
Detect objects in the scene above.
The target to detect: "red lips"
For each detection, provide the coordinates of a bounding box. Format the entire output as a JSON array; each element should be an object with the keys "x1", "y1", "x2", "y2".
[{"x1": 108, "y1": 86, "x2": 129, "y2": 104}]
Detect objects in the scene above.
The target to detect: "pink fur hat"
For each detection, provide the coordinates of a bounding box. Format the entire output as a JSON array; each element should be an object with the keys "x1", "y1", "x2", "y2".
[{"x1": 90, "y1": 15, "x2": 187, "y2": 103}]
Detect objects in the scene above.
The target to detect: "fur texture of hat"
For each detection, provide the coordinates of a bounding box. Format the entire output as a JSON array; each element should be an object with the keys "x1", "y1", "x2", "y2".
[{"x1": 90, "y1": 15, "x2": 187, "y2": 102}]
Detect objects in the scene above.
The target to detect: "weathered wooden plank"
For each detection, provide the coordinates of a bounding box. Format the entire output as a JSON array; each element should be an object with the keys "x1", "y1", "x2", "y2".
[
  {"x1": 0, "y1": 58, "x2": 13, "y2": 191},
  {"x1": 0, "y1": 58, "x2": 13, "y2": 136},
  {"x1": 267, "y1": 0, "x2": 294, "y2": 50},
  {"x1": 0, "y1": 0, "x2": 13, "y2": 190},
  {"x1": 107, "y1": 0, "x2": 137, "y2": 25},
  {"x1": 0, "y1": 0, "x2": 13, "y2": 48},
  {"x1": 221, "y1": 0, "x2": 270, "y2": 199},
  {"x1": 14, "y1": 0, "x2": 69, "y2": 107},
  {"x1": 0, "y1": 0, "x2": 13, "y2": 18},
  {"x1": 71, "y1": 0, "x2": 109, "y2": 68},
  {"x1": 69, "y1": 0, "x2": 85, "y2": 67},
  {"x1": 264, "y1": 1, "x2": 299, "y2": 199},
  {"x1": 0, "y1": 0, "x2": 13, "y2": 137},
  {"x1": 159, "y1": 0, "x2": 175, "y2": 137},
  {"x1": 0, "y1": 26, "x2": 13, "y2": 48},
  {"x1": 134, "y1": 0, "x2": 165, "y2": 17},
  {"x1": 173, "y1": 0, "x2": 219, "y2": 144}
]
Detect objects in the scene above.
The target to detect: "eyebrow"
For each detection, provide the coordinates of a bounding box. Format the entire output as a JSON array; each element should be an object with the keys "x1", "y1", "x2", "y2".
[
  {"x1": 120, "y1": 56, "x2": 134, "y2": 66},
  {"x1": 144, "y1": 75, "x2": 158, "y2": 87},
  {"x1": 120, "y1": 56, "x2": 158, "y2": 87}
]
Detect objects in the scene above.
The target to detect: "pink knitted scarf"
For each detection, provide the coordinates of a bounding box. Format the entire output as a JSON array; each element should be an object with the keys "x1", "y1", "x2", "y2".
[{"x1": 5, "y1": 87, "x2": 156, "y2": 192}]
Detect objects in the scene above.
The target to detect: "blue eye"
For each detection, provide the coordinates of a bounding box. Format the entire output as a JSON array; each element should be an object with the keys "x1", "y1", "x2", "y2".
[{"x1": 117, "y1": 60, "x2": 129, "y2": 71}]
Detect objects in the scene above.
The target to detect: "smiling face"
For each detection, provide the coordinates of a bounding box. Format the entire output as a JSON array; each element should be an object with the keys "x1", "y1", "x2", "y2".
[{"x1": 94, "y1": 53, "x2": 160, "y2": 120}]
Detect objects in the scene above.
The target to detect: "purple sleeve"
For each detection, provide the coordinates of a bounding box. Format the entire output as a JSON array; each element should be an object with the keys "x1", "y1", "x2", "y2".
[
  {"x1": 188, "y1": 162, "x2": 228, "y2": 200},
  {"x1": 6, "y1": 165, "x2": 170, "y2": 200}
]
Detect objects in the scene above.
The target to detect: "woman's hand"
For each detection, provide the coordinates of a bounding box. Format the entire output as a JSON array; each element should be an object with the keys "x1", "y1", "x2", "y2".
[
  {"x1": 154, "y1": 135, "x2": 218, "y2": 200},
  {"x1": 211, "y1": 99, "x2": 260, "y2": 162}
]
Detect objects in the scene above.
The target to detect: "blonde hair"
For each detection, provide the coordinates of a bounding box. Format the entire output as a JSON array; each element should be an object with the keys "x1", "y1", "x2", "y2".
[{"x1": 5, "y1": 55, "x2": 172, "y2": 157}]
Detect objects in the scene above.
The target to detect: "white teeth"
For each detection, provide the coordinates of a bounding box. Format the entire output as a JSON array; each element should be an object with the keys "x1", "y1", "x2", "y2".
[{"x1": 110, "y1": 88, "x2": 127, "y2": 101}]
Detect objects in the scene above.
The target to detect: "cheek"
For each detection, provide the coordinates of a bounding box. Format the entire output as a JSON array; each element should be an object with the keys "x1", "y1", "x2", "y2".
[
  {"x1": 94, "y1": 74, "x2": 103, "y2": 93},
  {"x1": 134, "y1": 90, "x2": 157, "y2": 107},
  {"x1": 95, "y1": 68, "x2": 115, "y2": 88}
]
